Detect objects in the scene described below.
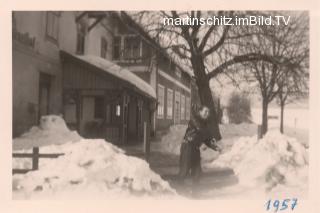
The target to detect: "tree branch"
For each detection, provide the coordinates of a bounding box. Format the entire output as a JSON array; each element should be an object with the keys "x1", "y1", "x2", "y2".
[{"x1": 207, "y1": 53, "x2": 278, "y2": 79}]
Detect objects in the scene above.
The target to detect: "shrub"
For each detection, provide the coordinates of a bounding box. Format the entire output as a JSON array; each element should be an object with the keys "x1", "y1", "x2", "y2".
[{"x1": 226, "y1": 92, "x2": 251, "y2": 124}]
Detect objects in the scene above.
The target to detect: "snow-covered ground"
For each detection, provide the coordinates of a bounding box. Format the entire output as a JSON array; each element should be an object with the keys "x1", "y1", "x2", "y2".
[
  {"x1": 154, "y1": 108, "x2": 309, "y2": 198},
  {"x1": 251, "y1": 107, "x2": 309, "y2": 130},
  {"x1": 13, "y1": 108, "x2": 309, "y2": 199},
  {"x1": 12, "y1": 115, "x2": 178, "y2": 199}
]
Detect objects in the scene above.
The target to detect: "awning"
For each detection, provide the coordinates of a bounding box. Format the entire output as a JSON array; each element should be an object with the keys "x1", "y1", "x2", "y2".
[{"x1": 60, "y1": 51, "x2": 156, "y2": 99}]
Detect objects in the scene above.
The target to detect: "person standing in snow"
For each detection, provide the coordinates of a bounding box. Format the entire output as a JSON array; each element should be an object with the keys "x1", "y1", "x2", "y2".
[{"x1": 178, "y1": 104, "x2": 222, "y2": 184}]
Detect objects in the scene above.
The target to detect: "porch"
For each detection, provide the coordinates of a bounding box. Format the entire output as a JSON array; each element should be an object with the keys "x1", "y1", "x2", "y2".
[{"x1": 60, "y1": 51, "x2": 156, "y2": 145}]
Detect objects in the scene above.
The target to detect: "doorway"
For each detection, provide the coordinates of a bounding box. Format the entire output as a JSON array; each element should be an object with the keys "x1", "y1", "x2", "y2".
[{"x1": 38, "y1": 73, "x2": 51, "y2": 121}]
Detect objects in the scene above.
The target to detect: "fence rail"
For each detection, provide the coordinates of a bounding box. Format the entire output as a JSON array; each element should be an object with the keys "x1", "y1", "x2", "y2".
[{"x1": 12, "y1": 147, "x2": 64, "y2": 175}]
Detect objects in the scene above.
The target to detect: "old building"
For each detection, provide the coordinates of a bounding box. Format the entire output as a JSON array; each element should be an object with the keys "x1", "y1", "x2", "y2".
[
  {"x1": 109, "y1": 12, "x2": 193, "y2": 135},
  {"x1": 12, "y1": 11, "x2": 195, "y2": 144}
]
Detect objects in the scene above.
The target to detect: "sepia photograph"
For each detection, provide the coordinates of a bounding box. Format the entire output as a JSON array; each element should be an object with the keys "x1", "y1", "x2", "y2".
[{"x1": 11, "y1": 10, "x2": 309, "y2": 201}]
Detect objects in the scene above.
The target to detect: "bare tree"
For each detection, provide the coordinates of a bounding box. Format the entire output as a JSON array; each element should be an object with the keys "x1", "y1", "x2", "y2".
[
  {"x1": 120, "y1": 11, "x2": 289, "y2": 140},
  {"x1": 277, "y1": 66, "x2": 309, "y2": 133},
  {"x1": 234, "y1": 11, "x2": 309, "y2": 135}
]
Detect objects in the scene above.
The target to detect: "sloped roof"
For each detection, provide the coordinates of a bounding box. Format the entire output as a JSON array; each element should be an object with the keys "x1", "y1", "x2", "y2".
[{"x1": 61, "y1": 51, "x2": 156, "y2": 99}]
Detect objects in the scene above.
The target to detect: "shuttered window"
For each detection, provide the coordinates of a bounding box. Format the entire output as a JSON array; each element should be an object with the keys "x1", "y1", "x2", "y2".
[
  {"x1": 181, "y1": 95, "x2": 185, "y2": 120},
  {"x1": 157, "y1": 84, "x2": 165, "y2": 118},
  {"x1": 185, "y1": 97, "x2": 191, "y2": 120},
  {"x1": 167, "y1": 89, "x2": 173, "y2": 119}
]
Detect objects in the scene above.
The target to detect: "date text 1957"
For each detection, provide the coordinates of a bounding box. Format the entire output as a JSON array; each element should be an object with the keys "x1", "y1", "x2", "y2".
[{"x1": 266, "y1": 199, "x2": 298, "y2": 212}]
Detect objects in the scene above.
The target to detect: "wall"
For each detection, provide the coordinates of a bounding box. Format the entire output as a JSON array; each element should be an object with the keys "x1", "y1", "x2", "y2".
[
  {"x1": 156, "y1": 68, "x2": 191, "y2": 130},
  {"x1": 12, "y1": 11, "x2": 75, "y2": 136}
]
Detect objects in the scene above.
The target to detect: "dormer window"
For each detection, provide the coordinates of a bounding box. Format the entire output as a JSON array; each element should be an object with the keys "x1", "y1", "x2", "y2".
[
  {"x1": 112, "y1": 35, "x2": 142, "y2": 61},
  {"x1": 112, "y1": 36, "x2": 121, "y2": 60},
  {"x1": 123, "y1": 35, "x2": 141, "y2": 60}
]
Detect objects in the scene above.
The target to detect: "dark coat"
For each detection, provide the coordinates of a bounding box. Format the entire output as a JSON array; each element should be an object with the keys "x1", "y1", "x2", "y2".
[
  {"x1": 183, "y1": 110, "x2": 216, "y2": 149},
  {"x1": 179, "y1": 107, "x2": 220, "y2": 180}
]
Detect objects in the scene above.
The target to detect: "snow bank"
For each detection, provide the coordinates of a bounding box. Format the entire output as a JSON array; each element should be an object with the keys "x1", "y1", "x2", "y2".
[
  {"x1": 208, "y1": 131, "x2": 308, "y2": 192},
  {"x1": 13, "y1": 115, "x2": 81, "y2": 150},
  {"x1": 13, "y1": 139, "x2": 176, "y2": 199},
  {"x1": 13, "y1": 115, "x2": 177, "y2": 199}
]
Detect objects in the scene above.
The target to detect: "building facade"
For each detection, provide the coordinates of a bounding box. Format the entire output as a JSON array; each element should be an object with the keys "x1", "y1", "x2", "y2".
[
  {"x1": 12, "y1": 11, "x2": 194, "y2": 144},
  {"x1": 110, "y1": 12, "x2": 193, "y2": 134}
]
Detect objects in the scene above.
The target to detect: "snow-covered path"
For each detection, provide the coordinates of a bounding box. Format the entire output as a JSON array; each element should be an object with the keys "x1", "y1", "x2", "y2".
[
  {"x1": 149, "y1": 122, "x2": 309, "y2": 199},
  {"x1": 145, "y1": 148, "x2": 238, "y2": 199}
]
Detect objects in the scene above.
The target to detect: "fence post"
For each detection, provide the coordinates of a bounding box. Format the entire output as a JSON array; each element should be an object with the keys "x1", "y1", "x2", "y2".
[
  {"x1": 257, "y1": 125, "x2": 263, "y2": 140},
  {"x1": 32, "y1": 147, "x2": 39, "y2": 170},
  {"x1": 143, "y1": 122, "x2": 150, "y2": 162}
]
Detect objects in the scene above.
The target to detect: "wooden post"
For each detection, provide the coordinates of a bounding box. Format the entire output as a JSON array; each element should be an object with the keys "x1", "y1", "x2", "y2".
[
  {"x1": 143, "y1": 122, "x2": 150, "y2": 162},
  {"x1": 257, "y1": 125, "x2": 263, "y2": 140},
  {"x1": 32, "y1": 147, "x2": 39, "y2": 170}
]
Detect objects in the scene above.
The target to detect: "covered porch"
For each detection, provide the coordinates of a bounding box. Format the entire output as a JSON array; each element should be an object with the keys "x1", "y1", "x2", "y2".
[{"x1": 60, "y1": 51, "x2": 156, "y2": 145}]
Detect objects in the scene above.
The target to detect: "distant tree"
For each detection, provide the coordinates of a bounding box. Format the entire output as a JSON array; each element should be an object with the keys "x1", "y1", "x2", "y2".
[
  {"x1": 233, "y1": 11, "x2": 309, "y2": 135},
  {"x1": 276, "y1": 67, "x2": 309, "y2": 133},
  {"x1": 226, "y1": 92, "x2": 251, "y2": 124}
]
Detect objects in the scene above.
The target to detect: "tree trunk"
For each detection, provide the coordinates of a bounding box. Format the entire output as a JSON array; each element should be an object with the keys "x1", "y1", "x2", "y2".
[
  {"x1": 261, "y1": 97, "x2": 268, "y2": 136},
  {"x1": 196, "y1": 79, "x2": 222, "y2": 141},
  {"x1": 192, "y1": 54, "x2": 222, "y2": 141},
  {"x1": 280, "y1": 101, "x2": 285, "y2": 133}
]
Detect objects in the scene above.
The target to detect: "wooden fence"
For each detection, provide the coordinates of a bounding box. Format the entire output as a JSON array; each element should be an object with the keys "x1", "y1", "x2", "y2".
[{"x1": 12, "y1": 147, "x2": 64, "y2": 175}]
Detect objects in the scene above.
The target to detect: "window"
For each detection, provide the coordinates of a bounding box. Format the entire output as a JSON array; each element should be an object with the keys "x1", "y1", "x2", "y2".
[
  {"x1": 113, "y1": 36, "x2": 121, "y2": 60},
  {"x1": 181, "y1": 95, "x2": 185, "y2": 120},
  {"x1": 116, "y1": 104, "x2": 121, "y2": 116},
  {"x1": 123, "y1": 36, "x2": 141, "y2": 59},
  {"x1": 46, "y1": 12, "x2": 60, "y2": 43},
  {"x1": 100, "y1": 37, "x2": 108, "y2": 59},
  {"x1": 94, "y1": 96, "x2": 104, "y2": 119},
  {"x1": 185, "y1": 97, "x2": 191, "y2": 120},
  {"x1": 167, "y1": 89, "x2": 173, "y2": 119},
  {"x1": 174, "y1": 91, "x2": 180, "y2": 124},
  {"x1": 76, "y1": 22, "x2": 86, "y2": 55},
  {"x1": 157, "y1": 84, "x2": 165, "y2": 118}
]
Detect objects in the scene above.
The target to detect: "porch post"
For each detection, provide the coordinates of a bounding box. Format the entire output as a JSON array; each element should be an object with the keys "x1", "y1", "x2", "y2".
[
  {"x1": 121, "y1": 90, "x2": 129, "y2": 144},
  {"x1": 143, "y1": 121, "x2": 150, "y2": 162}
]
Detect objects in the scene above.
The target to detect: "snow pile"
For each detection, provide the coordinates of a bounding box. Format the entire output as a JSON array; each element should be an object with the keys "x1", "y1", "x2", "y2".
[
  {"x1": 155, "y1": 123, "x2": 257, "y2": 162},
  {"x1": 13, "y1": 115, "x2": 81, "y2": 150},
  {"x1": 156, "y1": 125, "x2": 187, "y2": 155},
  {"x1": 208, "y1": 131, "x2": 308, "y2": 192},
  {"x1": 13, "y1": 139, "x2": 176, "y2": 199},
  {"x1": 13, "y1": 115, "x2": 177, "y2": 199}
]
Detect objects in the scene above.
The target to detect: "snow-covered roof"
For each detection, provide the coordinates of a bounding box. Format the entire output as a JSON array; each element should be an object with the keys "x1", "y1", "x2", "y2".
[{"x1": 63, "y1": 52, "x2": 156, "y2": 99}]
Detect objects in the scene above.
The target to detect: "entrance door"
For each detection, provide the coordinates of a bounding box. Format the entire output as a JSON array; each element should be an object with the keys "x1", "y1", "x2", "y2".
[
  {"x1": 174, "y1": 91, "x2": 180, "y2": 124},
  {"x1": 39, "y1": 73, "x2": 51, "y2": 120},
  {"x1": 80, "y1": 96, "x2": 95, "y2": 135}
]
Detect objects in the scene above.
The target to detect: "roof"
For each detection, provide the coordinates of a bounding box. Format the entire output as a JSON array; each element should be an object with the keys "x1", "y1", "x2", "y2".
[{"x1": 61, "y1": 51, "x2": 156, "y2": 99}]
